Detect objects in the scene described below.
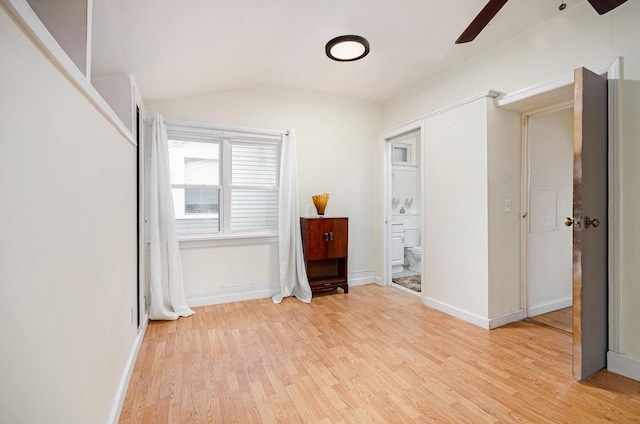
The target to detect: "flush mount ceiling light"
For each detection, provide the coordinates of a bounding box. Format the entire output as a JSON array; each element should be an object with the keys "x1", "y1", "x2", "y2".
[{"x1": 325, "y1": 35, "x2": 370, "y2": 62}]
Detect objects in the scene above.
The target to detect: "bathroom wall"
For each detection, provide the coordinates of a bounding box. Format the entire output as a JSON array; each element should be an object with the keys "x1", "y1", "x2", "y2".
[{"x1": 391, "y1": 133, "x2": 421, "y2": 230}]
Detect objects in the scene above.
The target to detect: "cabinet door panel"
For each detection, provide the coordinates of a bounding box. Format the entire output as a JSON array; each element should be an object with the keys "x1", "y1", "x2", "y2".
[
  {"x1": 303, "y1": 219, "x2": 329, "y2": 260},
  {"x1": 327, "y1": 218, "x2": 348, "y2": 258}
]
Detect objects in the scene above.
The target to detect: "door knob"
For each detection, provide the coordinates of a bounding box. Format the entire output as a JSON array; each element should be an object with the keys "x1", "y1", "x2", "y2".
[
  {"x1": 584, "y1": 217, "x2": 600, "y2": 228},
  {"x1": 564, "y1": 217, "x2": 581, "y2": 228}
]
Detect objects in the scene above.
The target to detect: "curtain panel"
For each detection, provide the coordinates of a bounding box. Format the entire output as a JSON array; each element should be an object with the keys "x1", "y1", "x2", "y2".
[
  {"x1": 272, "y1": 130, "x2": 312, "y2": 303},
  {"x1": 148, "y1": 114, "x2": 195, "y2": 320}
]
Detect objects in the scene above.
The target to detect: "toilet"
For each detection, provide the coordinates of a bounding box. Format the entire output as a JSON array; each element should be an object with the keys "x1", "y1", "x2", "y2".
[{"x1": 404, "y1": 227, "x2": 421, "y2": 272}]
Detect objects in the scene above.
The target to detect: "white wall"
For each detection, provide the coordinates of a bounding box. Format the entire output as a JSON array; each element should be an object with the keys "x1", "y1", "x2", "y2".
[
  {"x1": 619, "y1": 80, "x2": 640, "y2": 360},
  {"x1": 382, "y1": 1, "x2": 640, "y2": 377},
  {"x1": 486, "y1": 102, "x2": 521, "y2": 320},
  {"x1": 146, "y1": 87, "x2": 382, "y2": 302},
  {"x1": 423, "y1": 98, "x2": 490, "y2": 318},
  {"x1": 0, "y1": 6, "x2": 139, "y2": 423}
]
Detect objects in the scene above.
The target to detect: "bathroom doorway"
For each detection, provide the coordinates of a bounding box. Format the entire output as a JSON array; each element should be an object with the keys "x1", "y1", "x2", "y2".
[{"x1": 381, "y1": 123, "x2": 425, "y2": 297}]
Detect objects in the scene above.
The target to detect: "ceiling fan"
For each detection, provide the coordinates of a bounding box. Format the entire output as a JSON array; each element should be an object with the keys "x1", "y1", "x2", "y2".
[{"x1": 455, "y1": 0, "x2": 628, "y2": 44}]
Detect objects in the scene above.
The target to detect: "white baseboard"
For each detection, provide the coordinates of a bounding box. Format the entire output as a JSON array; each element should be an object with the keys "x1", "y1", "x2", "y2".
[
  {"x1": 186, "y1": 281, "x2": 280, "y2": 307},
  {"x1": 528, "y1": 297, "x2": 572, "y2": 317},
  {"x1": 488, "y1": 310, "x2": 524, "y2": 329},
  {"x1": 421, "y1": 297, "x2": 523, "y2": 330},
  {"x1": 607, "y1": 351, "x2": 640, "y2": 382},
  {"x1": 186, "y1": 271, "x2": 377, "y2": 308},
  {"x1": 348, "y1": 271, "x2": 376, "y2": 287},
  {"x1": 422, "y1": 297, "x2": 492, "y2": 329},
  {"x1": 109, "y1": 320, "x2": 148, "y2": 424}
]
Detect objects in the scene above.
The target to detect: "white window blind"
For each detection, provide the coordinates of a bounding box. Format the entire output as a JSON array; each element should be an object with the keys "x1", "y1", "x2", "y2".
[{"x1": 230, "y1": 143, "x2": 278, "y2": 232}]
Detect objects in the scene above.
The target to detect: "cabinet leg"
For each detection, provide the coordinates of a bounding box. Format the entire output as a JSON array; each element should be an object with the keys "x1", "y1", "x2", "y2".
[{"x1": 343, "y1": 284, "x2": 349, "y2": 294}]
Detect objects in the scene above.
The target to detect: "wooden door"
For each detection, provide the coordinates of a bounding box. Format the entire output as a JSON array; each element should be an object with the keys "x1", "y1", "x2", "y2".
[{"x1": 571, "y1": 67, "x2": 608, "y2": 381}]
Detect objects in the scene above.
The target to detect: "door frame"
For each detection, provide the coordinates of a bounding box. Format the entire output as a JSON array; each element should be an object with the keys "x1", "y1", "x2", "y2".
[
  {"x1": 498, "y1": 57, "x2": 621, "y2": 356},
  {"x1": 379, "y1": 120, "x2": 426, "y2": 292}
]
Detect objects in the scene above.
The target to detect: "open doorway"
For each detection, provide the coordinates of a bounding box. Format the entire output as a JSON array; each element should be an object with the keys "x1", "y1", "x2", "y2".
[
  {"x1": 524, "y1": 104, "x2": 574, "y2": 333},
  {"x1": 389, "y1": 130, "x2": 422, "y2": 296},
  {"x1": 381, "y1": 122, "x2": 425, "y2": 296}
]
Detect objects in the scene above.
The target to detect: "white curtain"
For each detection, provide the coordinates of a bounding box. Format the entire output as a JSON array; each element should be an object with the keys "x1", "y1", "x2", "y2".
[
  {"x1": 272, "y1": 130, "x2": 312, "y2": 303},
  {"x1": 148, "y1": 114, "x2": 195, "y2": 320}
]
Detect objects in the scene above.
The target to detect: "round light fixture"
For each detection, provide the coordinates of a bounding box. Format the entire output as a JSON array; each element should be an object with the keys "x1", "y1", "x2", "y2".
[{"x1": 325, "y1": 35, "x2": 370, "y2": 62}]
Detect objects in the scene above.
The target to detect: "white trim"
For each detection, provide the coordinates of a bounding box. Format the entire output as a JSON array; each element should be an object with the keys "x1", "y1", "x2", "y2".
[
  {"x1": 489, "y1": 310, "x2": 525, "y2": 329},
  {"x1": 379, "y1": 120, "x2": 426, "y2": 293},
  {"x1": 186, "y1": 281, "x2": 281, "y2": 307},
  {"x1": 108, "y1": 321, "x2": 148, "y2": 424},
  {"x1": 348, "y1": 271, "x2": 377, "y2": 287},
  {"x1": 379, "y1": 90, "x2": 500, "y2": 137},
  {"x1": 164, "y1": 119, "x2": 285, "y2": 140},
  {"x1": 85, "y1": 0, "x2": 92, "y2": 81},
  {"x1": 422, "y1": 297, "x2": 523, "y2": 330},
  {"x1": 1, "y1": 0, "x2": 135, "y2": 146},
  {"x1": 391, "y1": 283, "x2": 421, "y2": 297},
  {"x1": 185, "y1": 271, "x2": 375, "y2": 307},
  {"x1": 521, "y1": 100, "x2": 574, "y2": 118},
  {"x1": 179, "y1": 234, "x2": 278, "y2": 249},
  {"x1": 528, "y1": 297, "x2": 573, "y2": 317},
  {"x1": 608, "y1": 75, "x2": 622, "y2": 352},
  {"x1": 496, "y1": 57, "x2": 621, "y2": 111},
  {"x1": 422, "y1": 297, "x2": 492, "y2": 329},
  {"x1": 607, "y1": 352, "x2": 640, "y2": 382}
]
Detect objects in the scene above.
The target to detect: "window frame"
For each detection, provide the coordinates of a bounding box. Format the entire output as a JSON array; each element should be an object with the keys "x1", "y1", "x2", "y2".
[{"x1": 164, "y1": 120, "x2": 282, "y2": 246}]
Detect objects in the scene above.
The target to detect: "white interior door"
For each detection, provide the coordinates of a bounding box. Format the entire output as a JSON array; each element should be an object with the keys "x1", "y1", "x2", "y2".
[{"x1": 526, "y1": 107, "x2": 574, "y2": 318}]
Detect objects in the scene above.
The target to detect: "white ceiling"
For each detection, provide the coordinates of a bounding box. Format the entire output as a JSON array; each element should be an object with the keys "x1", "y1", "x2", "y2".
[{"x1": 90, "y1": 0, "x2": 586, "y2": 105}]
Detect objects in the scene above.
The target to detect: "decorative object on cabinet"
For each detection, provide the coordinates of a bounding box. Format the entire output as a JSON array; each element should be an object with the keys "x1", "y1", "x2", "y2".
[
  {"x1": 312, "y1": 193, "x2": 329, "y2": 216},
  {"x1": 300, "y1": 217, "x2": 348, "y2": 294}
]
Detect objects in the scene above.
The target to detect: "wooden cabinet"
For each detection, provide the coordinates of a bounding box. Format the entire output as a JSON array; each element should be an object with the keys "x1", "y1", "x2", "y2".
[{"x1": 300, "y1": 217, "x2": 348, "y2": 294}]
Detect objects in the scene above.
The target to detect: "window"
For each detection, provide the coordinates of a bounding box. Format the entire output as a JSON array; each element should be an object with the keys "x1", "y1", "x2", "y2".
[{"x1": 166, "y1": 123, "x2": 280, "y2": 239}]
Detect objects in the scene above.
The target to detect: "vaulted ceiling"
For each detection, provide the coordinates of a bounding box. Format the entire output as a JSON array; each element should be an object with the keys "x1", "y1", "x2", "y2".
[{"x1": 91, "y1": 0, "x2": 586, "y2": 104}]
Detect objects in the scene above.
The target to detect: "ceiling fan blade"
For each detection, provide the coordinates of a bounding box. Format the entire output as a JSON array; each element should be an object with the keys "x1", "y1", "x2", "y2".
[
  {"x1": 587, "y1": 0, "x2": 627, "y2": 15},
  {"x1": 456, "y1": 0, "x2": 509, "y2": 44}
]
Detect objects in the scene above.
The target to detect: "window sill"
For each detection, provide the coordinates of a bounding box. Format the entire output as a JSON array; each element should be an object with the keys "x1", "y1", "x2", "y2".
[{"x1": 178, "y1": 232, "x2": 278, "y2": 249}]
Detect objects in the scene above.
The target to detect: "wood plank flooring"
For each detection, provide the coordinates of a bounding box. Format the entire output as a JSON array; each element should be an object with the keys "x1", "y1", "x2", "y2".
[
  {"x1": 119, "y1": 285, "x2": 640, "y2": 423},
  {"x1": 528, "y1": 307, "x2": 573, "y2": 333}
]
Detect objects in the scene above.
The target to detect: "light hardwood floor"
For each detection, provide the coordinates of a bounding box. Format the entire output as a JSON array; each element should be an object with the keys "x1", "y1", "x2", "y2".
[{"x1": 119, "y1": 285, "x2": 640, "y2": 423}]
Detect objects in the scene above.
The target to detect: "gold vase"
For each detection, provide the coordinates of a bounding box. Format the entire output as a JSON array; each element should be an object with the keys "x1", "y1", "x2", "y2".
[{"x1": 312, "y1": 193, "x2": 329, "y2": 216}]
